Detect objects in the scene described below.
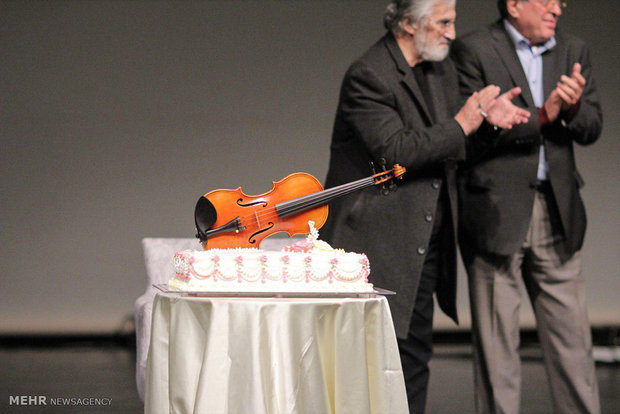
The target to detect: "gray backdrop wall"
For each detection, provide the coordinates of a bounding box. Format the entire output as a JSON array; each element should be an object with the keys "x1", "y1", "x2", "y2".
[{"x1": 1, "y1": 0, "x2": 618, "y2": 333}]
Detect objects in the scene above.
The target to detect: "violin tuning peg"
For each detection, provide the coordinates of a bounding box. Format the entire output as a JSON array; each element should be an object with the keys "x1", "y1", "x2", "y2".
[
  {"x1": 378, "y1": 158, "x2": 387, "y2": 171},
  {"x1": 369, "y1": 161, "x2": 377, "y2": 175}
]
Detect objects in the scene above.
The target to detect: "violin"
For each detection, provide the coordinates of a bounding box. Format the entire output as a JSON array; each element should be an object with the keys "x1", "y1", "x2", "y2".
[{"x1": 194, "y1": 164, "x2": 406, "y2": 249}]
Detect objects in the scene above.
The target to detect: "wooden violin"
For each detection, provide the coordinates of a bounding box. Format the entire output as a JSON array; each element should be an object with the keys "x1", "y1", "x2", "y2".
[{"x1": 194, "y1": 164, "x2": 406, "y2": 249}]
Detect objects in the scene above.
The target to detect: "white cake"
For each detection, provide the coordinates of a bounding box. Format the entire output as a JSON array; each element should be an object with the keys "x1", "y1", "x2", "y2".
[{"x1": 168, "y1": 222, "x2": 373, "y2": 293}]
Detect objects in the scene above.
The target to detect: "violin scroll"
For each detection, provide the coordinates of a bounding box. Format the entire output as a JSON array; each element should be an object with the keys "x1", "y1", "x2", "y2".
[{"x1": 371, "y1": 162, "x2": 406, "y2": 195}]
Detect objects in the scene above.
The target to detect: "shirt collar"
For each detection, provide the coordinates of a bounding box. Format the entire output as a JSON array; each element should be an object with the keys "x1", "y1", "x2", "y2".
[{"x1": 503, "y1": 19, "x2": 556, "y2": 55}]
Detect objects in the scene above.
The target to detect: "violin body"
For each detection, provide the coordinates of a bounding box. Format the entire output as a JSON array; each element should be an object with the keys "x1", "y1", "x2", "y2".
[
  {"x1": 194, "y1": 164, "x2": 405, "y2": 250},
  {"x1": 198, "y1": 173, "x2": 327, "y2": 249}
]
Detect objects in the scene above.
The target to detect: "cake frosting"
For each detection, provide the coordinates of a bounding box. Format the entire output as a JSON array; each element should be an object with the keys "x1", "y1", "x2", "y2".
[{"x1": 168, "y1": 222, "x2": 373, "y2": 293}]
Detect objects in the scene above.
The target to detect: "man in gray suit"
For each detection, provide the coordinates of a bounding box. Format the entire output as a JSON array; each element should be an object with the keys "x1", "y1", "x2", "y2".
[
  {"x1": 321, "y1": 1, "x2": 529, "y2": 412},
  {"x1": 451, "y1": 1, "x2": 602, "y2": 413}
]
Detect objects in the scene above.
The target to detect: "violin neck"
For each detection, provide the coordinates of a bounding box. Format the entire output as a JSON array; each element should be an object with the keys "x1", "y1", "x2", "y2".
[{"x1": 276, "y1": 176, "x2": 375, "y2": 218}]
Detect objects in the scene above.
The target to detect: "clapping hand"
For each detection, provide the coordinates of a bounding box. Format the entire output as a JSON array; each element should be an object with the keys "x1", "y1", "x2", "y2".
[
  {"x1": 557, "y1": 63, "x2": 585, "y2": 111},
  {"x1": 455, "y1": 85, "x2": 500, "y2": 135},
  {"x1": 485, "y1": 87, "x2": 531, "y2": 129},
  {"x1": 544, "y1": 63, "x2": 585, "y2": 122}
]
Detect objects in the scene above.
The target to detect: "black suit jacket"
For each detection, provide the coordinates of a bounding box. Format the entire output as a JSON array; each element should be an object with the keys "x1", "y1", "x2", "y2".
[
  {"x1": 451, "y1": 21, "x2": 602, "y2": 257},
  {"x1": 322, "y1": 33, "x2": 466, "y2": 338}
]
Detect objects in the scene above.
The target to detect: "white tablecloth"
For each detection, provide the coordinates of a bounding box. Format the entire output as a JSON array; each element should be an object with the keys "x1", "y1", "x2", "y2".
[{"x1": 145, "y1": 292, "x2": 408, "y2": 414}]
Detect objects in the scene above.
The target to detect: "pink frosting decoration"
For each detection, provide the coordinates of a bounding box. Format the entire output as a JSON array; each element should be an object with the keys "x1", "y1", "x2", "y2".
[{"x1": 283, "y1": 239, "x2": 314, "y2": 253}]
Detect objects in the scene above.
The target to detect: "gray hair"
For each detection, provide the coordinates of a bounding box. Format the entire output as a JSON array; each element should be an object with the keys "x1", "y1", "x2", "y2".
[{"x1": 383, "y1": 0, "x2": 455, "y2": 35}]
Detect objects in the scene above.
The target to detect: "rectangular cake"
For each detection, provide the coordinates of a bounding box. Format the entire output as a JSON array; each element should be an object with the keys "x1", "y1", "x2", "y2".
[{"x1": 168, "y1": 223, "x2": 373, "y2": 293}]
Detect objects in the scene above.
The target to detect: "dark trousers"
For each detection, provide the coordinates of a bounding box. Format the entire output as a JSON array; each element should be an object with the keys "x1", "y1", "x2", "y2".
[{"x1": 398, "y1": 188, "x2": 446, "y2": 414}]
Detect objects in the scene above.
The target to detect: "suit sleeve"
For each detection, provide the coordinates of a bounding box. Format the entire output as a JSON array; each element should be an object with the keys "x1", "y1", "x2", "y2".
[{"x1": 338, "y1": 63, "x2": 466, "y2": 171}]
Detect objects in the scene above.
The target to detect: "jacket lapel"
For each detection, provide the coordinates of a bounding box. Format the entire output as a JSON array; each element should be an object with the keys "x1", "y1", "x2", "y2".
[
  {"x1": 490, "y1": 22, "x2": 535, "y2": 108},
  {"x1": 384, "y1": 34, "x2": 434, "y2": 124}
]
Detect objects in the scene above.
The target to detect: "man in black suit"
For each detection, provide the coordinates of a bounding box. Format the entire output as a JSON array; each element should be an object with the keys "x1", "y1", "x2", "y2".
[
  {"x1": 321, "y1": 1, "x2": 529, "y2": 412},
  {"x1": 451, "y1": 1, "x2": 602, "y2": 413}
]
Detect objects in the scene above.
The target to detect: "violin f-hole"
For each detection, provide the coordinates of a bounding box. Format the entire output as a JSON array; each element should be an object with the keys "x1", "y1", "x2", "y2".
[
  {"x1": 248, "y1": 222, "x2": 274, "y2": 244},
  {"x1": 237, "y1": 198, "x2": 268, "y2": 208}
]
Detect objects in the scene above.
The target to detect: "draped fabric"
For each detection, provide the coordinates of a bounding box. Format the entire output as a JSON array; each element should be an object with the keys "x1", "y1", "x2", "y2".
[{"x1": 145, "y1": 293, "x2": 408, "y2": 414}]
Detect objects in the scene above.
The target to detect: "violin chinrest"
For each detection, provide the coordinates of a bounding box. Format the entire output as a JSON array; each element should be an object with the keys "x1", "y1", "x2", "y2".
[{"x1": 194, "y1": 196, "x2": 217, "y2": 243}]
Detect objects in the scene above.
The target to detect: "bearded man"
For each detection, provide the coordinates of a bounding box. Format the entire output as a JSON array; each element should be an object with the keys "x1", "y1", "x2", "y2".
[{"x1": 321, "y1": 1, "x2": 530, "y2": 412}]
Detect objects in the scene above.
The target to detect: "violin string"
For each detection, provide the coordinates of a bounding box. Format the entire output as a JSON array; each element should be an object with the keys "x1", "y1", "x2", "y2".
[
  {"x1": 240, "y1": 176, "x2": 374, "y2": 225},
  {"x1": 207, "y1": 169, "x2": 400, "y2": 237},
  {"x1": 234, "y1": 176, "x2": 376, "y2": 229},
  {"x1": 277, "y1": 178, "x2": 373, "y2": 217},
  {"x1": 239, "y1": 175, "x2": 383, "y2": 227}
]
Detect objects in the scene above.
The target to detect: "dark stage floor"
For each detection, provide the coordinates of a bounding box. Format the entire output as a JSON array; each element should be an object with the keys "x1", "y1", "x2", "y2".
[{"x1": 1, "y1": 339, "x2": 618, "y2": 413}]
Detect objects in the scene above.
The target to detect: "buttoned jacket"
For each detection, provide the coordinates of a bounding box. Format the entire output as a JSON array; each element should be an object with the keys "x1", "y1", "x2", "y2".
[
  {"x1": 451, "y1": 21, "x2": 602, "y2": 257},
  {"x1": 322, "y1": 33, "x2": 466, "y2": 338}
]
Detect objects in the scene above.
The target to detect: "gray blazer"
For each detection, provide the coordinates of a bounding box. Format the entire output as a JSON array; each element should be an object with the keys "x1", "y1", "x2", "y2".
[
  {"x1": 322, "y1": 33, "x2": 466, "y2": 338},
  {"x1": 451, "y1": 21, "x2": 602, "y2": 258}
]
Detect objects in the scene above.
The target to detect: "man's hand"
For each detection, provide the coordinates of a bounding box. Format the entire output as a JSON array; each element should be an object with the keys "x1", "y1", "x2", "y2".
[
  {"x1": 557, "y1": 63, "x2": 585, "y2": 111},
  {"x1": 544, "y1": 63, "x2": 585, "y2": 122},
  {"x1": 455, "y1": 85, "x2": 500, "y2": 135},
  {"x1": 485, "y1": 87, "x2": 531, "y2": 129}
]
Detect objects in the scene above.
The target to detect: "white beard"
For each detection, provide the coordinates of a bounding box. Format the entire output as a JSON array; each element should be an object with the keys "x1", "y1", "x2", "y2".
[{"x1": 415, "y1": 30, "x2": 450, "y2": 62}]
